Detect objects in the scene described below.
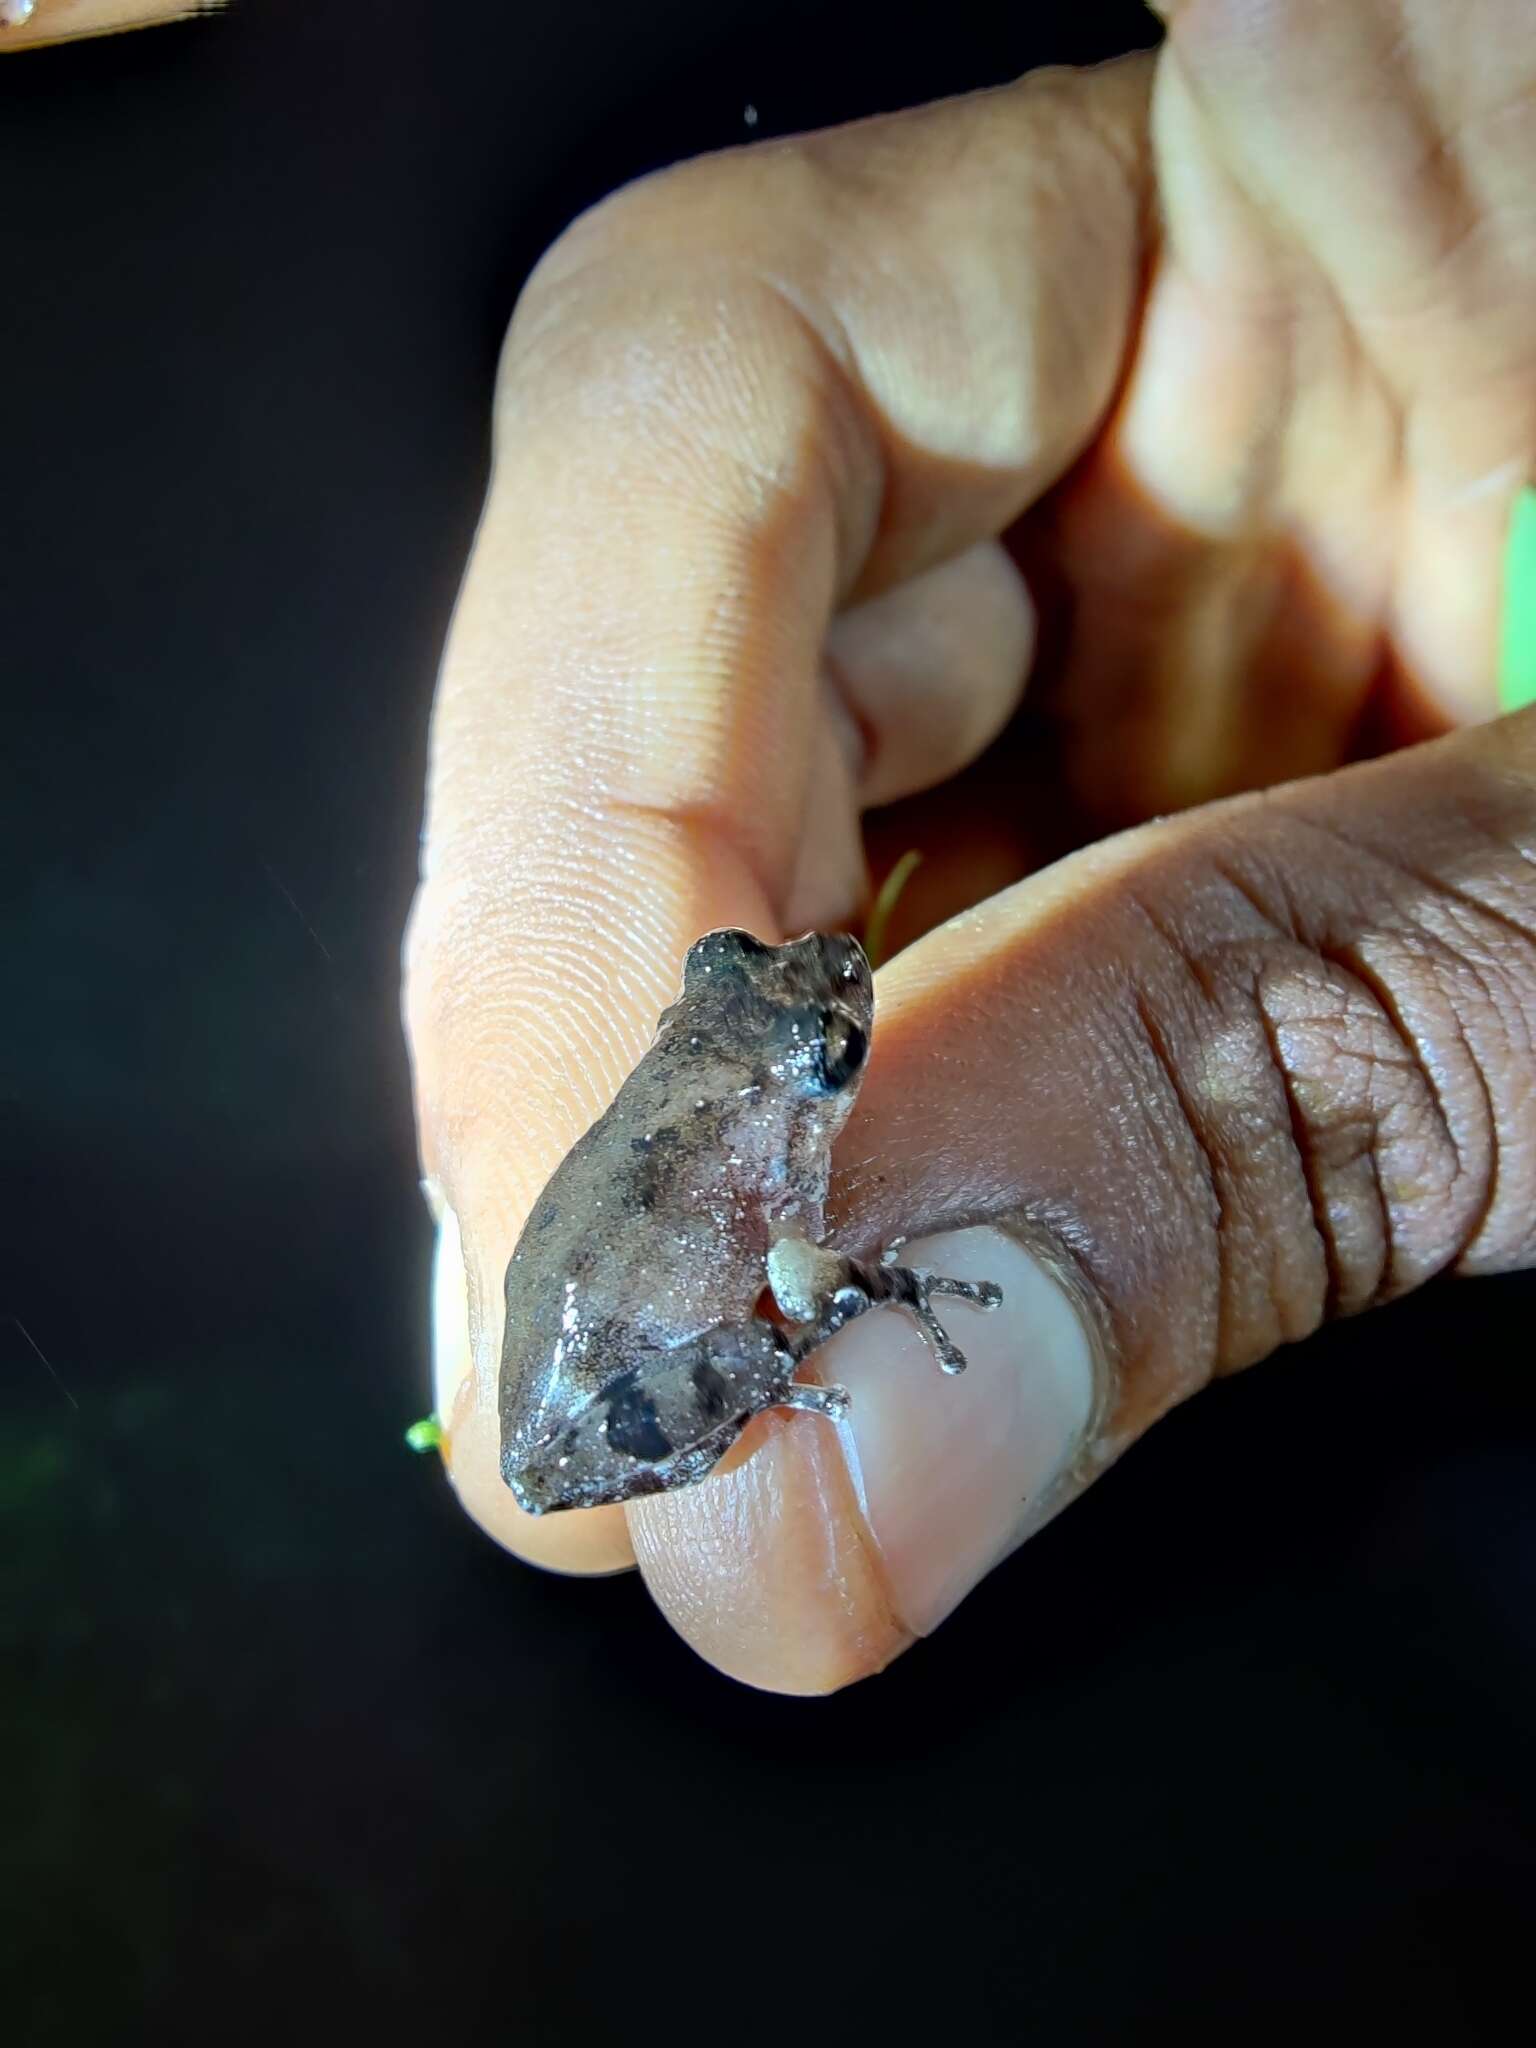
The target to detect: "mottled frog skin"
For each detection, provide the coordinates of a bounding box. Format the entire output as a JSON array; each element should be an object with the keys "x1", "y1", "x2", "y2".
[{"x1": 498, "y1": 929, "x2": 1000, "y2": 1514}]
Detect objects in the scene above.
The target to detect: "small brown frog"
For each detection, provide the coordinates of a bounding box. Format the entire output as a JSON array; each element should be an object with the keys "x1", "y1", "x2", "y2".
[{"x1": 499, "y1": 929, "x2": 1001, "y2": 1513}]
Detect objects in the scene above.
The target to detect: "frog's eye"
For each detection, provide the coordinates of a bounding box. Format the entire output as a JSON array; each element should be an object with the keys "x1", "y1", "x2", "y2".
[{"x1": 815, "y1": 1010, "x2": 868, "y2": 1092}]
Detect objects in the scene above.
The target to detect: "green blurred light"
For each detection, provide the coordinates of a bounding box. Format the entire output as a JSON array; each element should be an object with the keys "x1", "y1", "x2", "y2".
[
  {"x1": 404, "y1": 1415, "x2": 444, "y2": 1454},
  {"x1": 1500, "y1": 485, "x2": 1536, "y2": 713}
]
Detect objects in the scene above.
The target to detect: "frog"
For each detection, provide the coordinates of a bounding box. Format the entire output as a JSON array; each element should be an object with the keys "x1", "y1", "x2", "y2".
[{"x1": 498, "y1": 927, "x2": 1002, "y2": 1514}]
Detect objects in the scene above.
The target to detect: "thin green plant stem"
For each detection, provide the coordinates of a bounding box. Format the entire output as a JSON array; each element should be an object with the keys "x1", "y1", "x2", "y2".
[{"x1": 864, "y1": 850, "x2": 923, "y2": 968}]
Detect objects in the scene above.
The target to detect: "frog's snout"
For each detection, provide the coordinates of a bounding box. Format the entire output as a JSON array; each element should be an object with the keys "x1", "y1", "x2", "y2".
[
  {"x1": 503, "y1": 1345, "x2": 767, "y2": 1513},
  {"x1": 502, "y1": 1421, "x2": 584, "y2": 1515},
  {"x1": 503, "y1": 1365, "x2": 682, "y2": 1515},
  {"x1": 508, "y1": 1481, "x2": 542, "y2": 1515},
  {"x1": 504, "y1": 1461, "x2": 555, "y2": 1516}
]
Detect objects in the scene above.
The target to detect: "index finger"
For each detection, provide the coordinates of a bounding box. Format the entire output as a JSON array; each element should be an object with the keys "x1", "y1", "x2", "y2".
[{"x1": 402, "y1": 62, "x2": 1152, "y2": 1573}]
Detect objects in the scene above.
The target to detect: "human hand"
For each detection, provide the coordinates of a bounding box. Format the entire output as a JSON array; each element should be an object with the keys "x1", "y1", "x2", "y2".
[
  {"x1": 403, "y1": 0, "x2": 1536, "y2": 1690},
  {"x1": 0, "y1": 1, "x2": 217, "y2": 50}
]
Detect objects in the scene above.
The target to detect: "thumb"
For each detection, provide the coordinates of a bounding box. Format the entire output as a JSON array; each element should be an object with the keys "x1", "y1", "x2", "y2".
[{"x1": 631, "y1": 708, "x2": 1536, "y2": 1691}]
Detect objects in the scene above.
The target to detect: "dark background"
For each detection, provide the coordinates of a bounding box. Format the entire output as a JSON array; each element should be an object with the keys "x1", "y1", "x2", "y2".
[{"x1": 4, "y1": 2, "x2": 1534, "y2": 2041}]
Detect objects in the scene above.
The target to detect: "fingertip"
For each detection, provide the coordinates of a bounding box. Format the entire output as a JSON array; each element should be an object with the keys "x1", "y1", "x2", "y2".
[
  {"x1": 627, "y1": 1223, "x2": 1106, "y2": 1691},
  {"x1": 430, "y1": 1199, "x2": 637, "y2": 1576},
  {"x1": 442, "y1": 1376, "x2": 638, "y2": 1577},
  {"x1": 627, "y1": 1410, "x2": 914, "y2": 1695}
]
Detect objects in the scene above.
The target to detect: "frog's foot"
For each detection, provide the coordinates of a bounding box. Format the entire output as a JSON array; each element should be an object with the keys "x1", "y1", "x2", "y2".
[
  {"x1": 865, "y1": 1259, "x2": 1002, "y2": 1373},
  {"x1": 779, "y1": 1247, "x2": 1002, "y2": 1376}
]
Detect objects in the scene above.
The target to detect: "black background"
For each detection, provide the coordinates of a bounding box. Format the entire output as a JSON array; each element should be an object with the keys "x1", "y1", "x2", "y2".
[{"x1": 4, "y1": 3, "x2": 1534, "y2": 2041}]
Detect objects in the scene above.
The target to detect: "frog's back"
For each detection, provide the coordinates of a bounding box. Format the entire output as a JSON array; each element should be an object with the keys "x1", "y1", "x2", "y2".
[{"x1": 497, "y1": 1044, "x2": 766, "y2": 1458}]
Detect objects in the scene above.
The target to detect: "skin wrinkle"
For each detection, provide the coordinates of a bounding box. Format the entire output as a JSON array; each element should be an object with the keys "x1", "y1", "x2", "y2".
[
  {"x1": 1136, "y1": 984, "x2": 1239, "y2": 1372},
  {"x1": 1165, "y1": 1, "x2": 1489, "y2": 339},
  {"x1": 748, "y1": 271, "x2": 882, "y2": 550},
  {"x1": 1249, "y1": 986, "x2": 1342, "y2": 1326},
  {"x1": 1205, "y1": 853, "x2": 1289, "y2": 937},
  {"x1": 1393, "y1": 851, "x2": 1536, "y2": 957},
  {"x1": 1279, "y1": 814, "x2": 1525, "y2": 1261},
  {"x1": 1353, "y1": 1128, "x2": 1393, "y2": 1310},
  {"x1": 818, "y1": 645, "x2": 880, "y2": 784},
  {"x1": 1125, "y1": 882, "x2": 1331, "y2": 1356},
  {"x1": 1413, "y1": 914, "x2": 1533, "y2": 1084},
  {"x1": 822, "y1": 544, "x2": 1034, "y2": 808},
  {"x1": 1049, "y1": 288, "x2": 1399, "y2": 817},
  {"x1": 1131, "y1": 982, "x2": 1226, "y2": 1236},
  {"x1": 1350, "y1": 19, "x2": 1487, "y2": 332},
  {"x1": 1236, "y1": 802, "x2": 1531, "y2": 1269},
  {"x1": 790, "y1": 80, "x2": 1144, "y2": 492},
  {"x1": 1269, "y1": 943, "x2": 1433, "y2": 1308},
  {"x1": 1161, "y1": 248, "x2": 1302, "y2": 522},
  {"x1": 519, "y1": 249, "x2": 885, "y2": 601},
  {"x1": 1152, "y1": 34, "x2": 1317, "y2": 322},
  {"x1": 449, "y1": 521, "x2": 839, "y2": 899},
  {"x1": 602, "y1": 804, "x2": 793, "y2": 939},
  {"x1": 1199, "y1": 989, "x2": 1324, "y2": 1350},
  {"x1": 1277, "y1": 962, "x2": 1409, "y2": 1310},
  {"x1": 782, "y1": 694, "x2": 868, "y2": 931},
  {"x1": 1383, "y1": 926, "x2": 1506, "y2": 1257},
  {"x1": 703, "y1": 81, "x2": 1144, "y2": 580},
  {"x1": 1137, "y1": 797, "x2": 1524, "y2": 1319},
  {"x1": 1313, "y1": 937, "x2": 1485, "y2": 1273},
  {"x1": 1292, "y1": 806, "x2": 1536, "y2": 949},
  {"x1": 925, "y1": 737, "x2": 1536, "y2": 1392}
]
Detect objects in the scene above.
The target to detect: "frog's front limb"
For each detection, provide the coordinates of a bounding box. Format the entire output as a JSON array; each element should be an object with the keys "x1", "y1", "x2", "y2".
[{"x1": 766, "y1": 1234, "x2": 1002, "y2": 1377}]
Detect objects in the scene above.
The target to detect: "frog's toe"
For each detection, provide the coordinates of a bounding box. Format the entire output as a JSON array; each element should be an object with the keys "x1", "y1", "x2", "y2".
[{"x1": 778, "y1": 1380, "x2": 851, "y2": 1420}]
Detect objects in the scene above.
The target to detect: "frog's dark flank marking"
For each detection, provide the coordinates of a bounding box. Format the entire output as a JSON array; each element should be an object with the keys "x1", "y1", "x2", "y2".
[
  {"x1": 690, "y1": 1359, "x2": 733, "y2": 1424},
  {"x1": 602, "y1": 1369, "x2": 673, "y2": 1462},
  {"x1": 625, "y1": 1124, "x2": 683, "y2": 1214}
]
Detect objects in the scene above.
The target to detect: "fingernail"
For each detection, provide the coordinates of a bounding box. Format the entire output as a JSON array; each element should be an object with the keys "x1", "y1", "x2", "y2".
[
  {"x1": 429, "y1": 1198, "x2": 475, "y2": 1432},
  {"x1": 826, "y1": 1224, "x2": 1103, "y2": 1637},
  {"x1": 1500, "y1": 485, "x2": 1536, "y2": 713}
]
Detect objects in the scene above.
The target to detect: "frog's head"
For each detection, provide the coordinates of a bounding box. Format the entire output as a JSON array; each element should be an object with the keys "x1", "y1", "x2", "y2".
[{"x1": 679, "y1": 928, "x2": 874, "y2": 1099}]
